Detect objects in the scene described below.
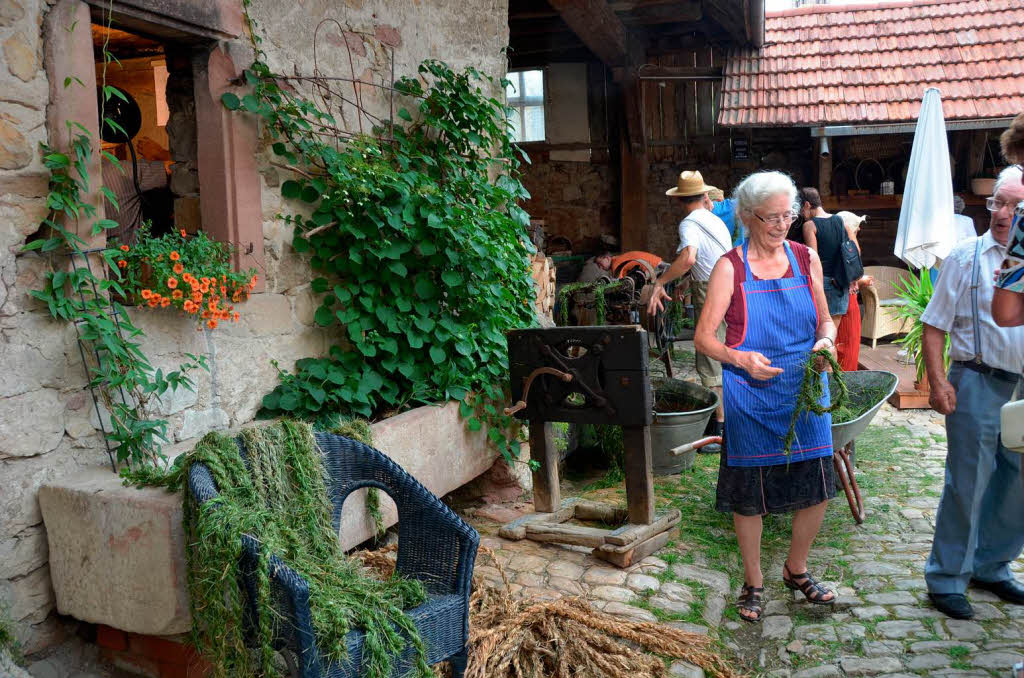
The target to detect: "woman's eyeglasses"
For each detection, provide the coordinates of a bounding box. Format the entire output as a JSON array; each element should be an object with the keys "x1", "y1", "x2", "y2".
[{"x1": 753, "y1": 211, "x2": 798, "y2": 226}]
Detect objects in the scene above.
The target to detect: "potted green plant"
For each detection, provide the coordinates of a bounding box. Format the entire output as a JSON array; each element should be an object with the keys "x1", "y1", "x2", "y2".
[{"x1": 893, "y1": 268, "x2": 950, "y2": 392}]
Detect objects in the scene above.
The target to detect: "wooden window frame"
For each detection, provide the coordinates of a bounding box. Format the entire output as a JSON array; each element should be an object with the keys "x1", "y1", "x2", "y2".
[
  {"x1": 507, "y1": 68, "x2": 546, "y2": 144},
  {"x1": 44, "y1": 0, "x2": 265, "y2": 291}
]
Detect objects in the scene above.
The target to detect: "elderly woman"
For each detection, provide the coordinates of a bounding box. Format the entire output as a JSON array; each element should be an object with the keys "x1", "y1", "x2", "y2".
[{"x1": 694, "y1": 171, "x2": 838, "y2": 622}]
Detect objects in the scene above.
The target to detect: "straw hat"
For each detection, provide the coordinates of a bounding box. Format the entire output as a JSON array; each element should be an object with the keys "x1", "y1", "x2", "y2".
[{"x1": 666, "y1": 170, "x2": 717, "y2": 198}]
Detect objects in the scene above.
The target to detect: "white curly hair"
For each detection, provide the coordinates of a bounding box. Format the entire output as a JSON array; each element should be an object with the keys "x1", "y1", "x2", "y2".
[{"x1": 732, "y1": 171, "x2": 799, "y2": 232}]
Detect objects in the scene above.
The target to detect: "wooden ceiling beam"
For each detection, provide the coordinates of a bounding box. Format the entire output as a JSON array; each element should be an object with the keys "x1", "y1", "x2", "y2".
[{"x1": 546, "y1": 0, "x2": 632, "y2": 66}]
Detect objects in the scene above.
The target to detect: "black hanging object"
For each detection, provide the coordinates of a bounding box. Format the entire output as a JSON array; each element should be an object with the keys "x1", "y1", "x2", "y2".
[{"x1": 97, "y1": 88, "x2": 142, "y2": 143}]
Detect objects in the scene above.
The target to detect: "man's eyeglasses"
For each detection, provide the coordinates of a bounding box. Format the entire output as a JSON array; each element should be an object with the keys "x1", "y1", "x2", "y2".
[
  {"x1": 986, "y1": 197, "x2": 1015, "y2": 213},
  {"x1": 753, "y1": 211, "x2": 798, "y2": 226}
]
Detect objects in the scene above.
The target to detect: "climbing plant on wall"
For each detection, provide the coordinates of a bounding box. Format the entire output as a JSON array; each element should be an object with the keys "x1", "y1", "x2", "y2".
[
  {"x1": 23, "y1": 8, "x2": 207, "y2": 469},
  {"x1": 227, "y1": 15, "x2": 537, "y2": 462}
]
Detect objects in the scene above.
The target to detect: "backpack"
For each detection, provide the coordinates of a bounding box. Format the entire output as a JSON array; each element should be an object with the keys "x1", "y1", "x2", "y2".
[{"x1": 831, "y1": 217, "x2": 863, "y2": 289}]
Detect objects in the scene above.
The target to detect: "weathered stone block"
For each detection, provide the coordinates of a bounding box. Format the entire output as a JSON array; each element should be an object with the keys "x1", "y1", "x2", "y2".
[
  {"x1": 0, "y1": 524, "x2": 47, "y2": 578},
  {"x1": 0, "y1": 389, "x2": 64, "y2": 457},
  {"x1": 0, "y1": 112, "x2": 32, "y2": 169},
  {"x1": 4, "y1": 32, "x2": 37, "y2": 82},
  {"x1": 38, "y1": 470, "x2": 190, "y2": 636},
  {"x1": 0, "y1": 0, "x2": 26, "y2": 27},
  {"x1": 39, "y1": 400, "x2": 497, "y2": 635},
  {"x1": 175, "y1": 407, "x2": 229, "y2": 441}
]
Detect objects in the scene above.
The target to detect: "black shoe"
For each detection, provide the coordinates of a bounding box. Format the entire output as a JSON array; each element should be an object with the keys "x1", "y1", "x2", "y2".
[
  {"x1": 699, "y1": 421, "x2": 723, "y2": 455},
  {"x1": 928, "y1": 592, "x2": 974, "y2": 619},
  {"x1": 971, "y1": 578, "x2": 1024, "y2": 604}
]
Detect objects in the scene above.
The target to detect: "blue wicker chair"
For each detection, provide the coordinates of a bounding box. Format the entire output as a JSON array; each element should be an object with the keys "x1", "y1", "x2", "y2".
[{"x1": 187, "y1": 431, "x2": 479, "y2": 677}]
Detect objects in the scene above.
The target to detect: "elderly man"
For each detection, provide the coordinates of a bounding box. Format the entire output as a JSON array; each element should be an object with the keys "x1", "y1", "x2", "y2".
[
  {"x1": 920, "y1": 164, "x2": 1024, "y2": 619},
  {"x1": 648, "y1": 170, "x2": 732, "y2": 451}
]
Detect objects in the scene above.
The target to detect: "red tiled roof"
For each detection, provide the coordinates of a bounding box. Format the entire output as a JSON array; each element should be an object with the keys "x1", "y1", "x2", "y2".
[{"x1": 718, "y1": 0, "x2": 1024, "y2": 127}]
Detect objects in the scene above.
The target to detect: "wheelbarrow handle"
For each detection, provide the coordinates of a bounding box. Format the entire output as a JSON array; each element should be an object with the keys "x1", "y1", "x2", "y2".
[{"x1": 669, "y1": 436, "x2": 722, "y2": 456}]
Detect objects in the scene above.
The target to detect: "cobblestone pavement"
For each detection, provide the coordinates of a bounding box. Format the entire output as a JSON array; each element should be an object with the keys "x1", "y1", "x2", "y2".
[{"x1": 465, "y1": 346, "x2": 1024, "y2": 678}]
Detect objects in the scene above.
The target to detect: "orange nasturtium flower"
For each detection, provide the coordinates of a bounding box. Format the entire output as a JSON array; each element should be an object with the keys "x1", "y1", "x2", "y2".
[
  {"x1": 207, "y1": 319, "x2": 218, "y2": 329},
  {"x1": 140, "y1": 289, "x2": 153, "y2": 300},
  {"x1": 147, "y1": 297, "x2": 159, "y2": 308},
  {"x1": 191, "y1": 291, "x2": 203, "y2": 303},
  {"x1": 117, "y1": 260, "x2": 127, "y2": 269},
  {"x1": 119, "y1": 244, "x2": 130, "y2": 252},
  {"x1": 183, "y1": 300, "x2": 195, "y2": 313},
  {"x1": 233, "y1": 311, "x2": 240, "y2": 322},
  {"x1": 160, "y1": 298, "x2": 170, "y2": 308},
  {"x1": 173, "y1": 263, "x2": 184, "y2": 275},
  {"x1": 172, "y1": 290, "x2": 183, "y2": 300},
  {"x1": 250, "y1": 275, "x2": 258, "y2": 289},
  {"x1": 180, "y1": 229, "x2": 187, "y2": 237},
  {"x1": 169, "y1": 251, "x2": 180, "y2": 261},
  {"x1": 200, "y1": 283, "x2": 210, "y2": 294},
  {"x1": 167, "y1": 277, "x2": 178, "y2": 289}
]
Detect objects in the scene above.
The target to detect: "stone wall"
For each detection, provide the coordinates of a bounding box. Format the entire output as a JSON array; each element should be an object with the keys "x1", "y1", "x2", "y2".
[
  {"x1": 519, "y1": 155, "x2": 617, "y2": 252},
  {"x1": 0, "y1": 0, "x2": 511, "y2": 654}
]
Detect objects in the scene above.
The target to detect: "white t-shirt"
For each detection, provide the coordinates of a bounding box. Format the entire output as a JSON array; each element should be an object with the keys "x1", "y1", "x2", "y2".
[{"x1": 676, "y1": 208, "x2": 732, "y2": 282}]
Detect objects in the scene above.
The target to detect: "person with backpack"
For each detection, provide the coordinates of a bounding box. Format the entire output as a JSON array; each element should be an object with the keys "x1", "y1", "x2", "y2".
[{"x1": 799, "y1": 188, "x2": 863, "y2": 331}]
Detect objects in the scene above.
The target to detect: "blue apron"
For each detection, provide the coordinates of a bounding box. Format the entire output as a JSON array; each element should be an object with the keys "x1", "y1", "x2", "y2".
[{"x1": 723, "y1": 241, "x2": 833, "y2": 468}]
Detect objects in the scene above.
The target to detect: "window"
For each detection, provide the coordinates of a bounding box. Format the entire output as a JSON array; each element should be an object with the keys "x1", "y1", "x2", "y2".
[{"x1": 506, "y1": 69, "x2": 545, "y2": 143}]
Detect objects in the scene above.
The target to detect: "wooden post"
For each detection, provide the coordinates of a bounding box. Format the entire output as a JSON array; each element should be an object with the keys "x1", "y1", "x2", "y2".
[
  {"x1": 529, "y1": 421, "x2": 560, "y2": 513},
  {"x1": 621, "y1": 425, "x2": 654, "y2": 524},
  {"x1": 619, "y1": 70, "x2": 649, "y2": 251}
]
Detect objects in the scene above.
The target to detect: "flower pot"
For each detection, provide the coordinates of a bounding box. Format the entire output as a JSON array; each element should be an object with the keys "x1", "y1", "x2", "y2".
[
  {"x1": 914, "y1": 373, "x2": 930, "y2": 393},
  {"x1": 971, "y1": 177, "x2": 996, "y2": 196}
]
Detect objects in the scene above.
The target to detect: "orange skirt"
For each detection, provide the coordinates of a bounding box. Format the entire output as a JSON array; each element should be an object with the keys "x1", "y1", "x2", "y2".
[{"x1": 836, "y1": 290, "x2": 861, "y2": 372}]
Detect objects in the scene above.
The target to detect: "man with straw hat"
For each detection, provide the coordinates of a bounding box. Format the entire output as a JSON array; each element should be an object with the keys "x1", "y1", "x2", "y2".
[{"x1": 648, "y1": 170, "x2": 733, "y2": 452}]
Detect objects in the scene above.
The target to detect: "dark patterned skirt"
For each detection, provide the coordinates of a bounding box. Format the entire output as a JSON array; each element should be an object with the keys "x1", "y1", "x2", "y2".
[{"x1": 715, "y1": 440, "x2": 836, "y2": 516}]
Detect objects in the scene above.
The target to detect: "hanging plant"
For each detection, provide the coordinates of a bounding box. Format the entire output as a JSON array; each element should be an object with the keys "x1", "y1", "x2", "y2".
[{"x1": 112, "y1": 225, "x2": 257, "y2": 330}]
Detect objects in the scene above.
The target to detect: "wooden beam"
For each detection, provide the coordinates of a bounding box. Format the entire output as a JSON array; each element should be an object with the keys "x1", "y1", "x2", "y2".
[
  {"x1": 636, "y1": 65, "x2": 723, "y2": 79},
  {"x1": 508, "y1": 0, "x2": 559, "y2": 20},
  {"x1": 617, "y1": 43, "x2": 649, "y2": 252},
  {"x1": 618, "y1": 1, "x2": 703, "y2": 27},
  {"x1": 547, "y1": 0, "x2": 631, "y2": 66},
  {"x1": 529, "y1": 421, "x2": 560, "y2": 513}
]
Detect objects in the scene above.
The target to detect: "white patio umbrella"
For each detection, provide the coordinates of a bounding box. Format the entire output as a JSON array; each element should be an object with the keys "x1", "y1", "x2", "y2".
[{"x1": 893, "y1": 88, "x2": 956, "y2": 269}]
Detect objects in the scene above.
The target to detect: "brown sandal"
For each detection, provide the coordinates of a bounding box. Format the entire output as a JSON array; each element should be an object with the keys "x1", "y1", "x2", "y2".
[
  {"x1": 738, "y1": 584, "x2": 765, "y2": 622},
  {"x1": 783, "y1": 562, "x2": 835, "y2": 605}
]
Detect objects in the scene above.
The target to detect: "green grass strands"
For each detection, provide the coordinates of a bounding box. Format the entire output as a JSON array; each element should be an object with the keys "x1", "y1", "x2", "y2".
[
  {"x1": 782, "y1": 349, "x2": 848, "y2": 456},
  {"x1": 133, "y1": 421, "x2": 430, "y2": 678}
]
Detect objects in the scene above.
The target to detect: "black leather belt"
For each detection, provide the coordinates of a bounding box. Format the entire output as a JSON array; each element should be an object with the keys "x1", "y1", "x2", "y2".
[{"x1": 953, "y1": 360, "x2": 1020, "y2": 384}]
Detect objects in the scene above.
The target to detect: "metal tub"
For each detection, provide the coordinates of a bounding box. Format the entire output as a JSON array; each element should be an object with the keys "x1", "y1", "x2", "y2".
[{"x1": 650, "y1": 377, "x2": 719, "y2": 475}]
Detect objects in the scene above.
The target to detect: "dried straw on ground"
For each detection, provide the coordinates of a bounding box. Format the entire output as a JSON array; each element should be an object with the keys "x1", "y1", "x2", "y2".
[{"x1": 355, "y1": 546, "x2": 741, "y2": 678}]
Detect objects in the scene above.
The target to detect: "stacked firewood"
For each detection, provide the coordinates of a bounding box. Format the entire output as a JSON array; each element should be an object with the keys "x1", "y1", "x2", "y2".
[{"x1": 530, "y1": 253, "x2": 556, "y2": 321}]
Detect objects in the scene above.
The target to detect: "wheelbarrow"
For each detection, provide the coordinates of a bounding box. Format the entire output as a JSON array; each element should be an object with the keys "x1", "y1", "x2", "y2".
[
  {"x1": 828, "y1": 370, "x2": 899, "y2": 524},
  {"x1": 668, "y1": 370, "x2": 899, "y2": 524}
]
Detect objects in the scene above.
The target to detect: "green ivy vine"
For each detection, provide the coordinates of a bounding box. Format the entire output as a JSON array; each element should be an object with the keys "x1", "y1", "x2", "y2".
[
  {"x1": 23, "y1": 7, "x2": 206, "y2": 467},
  {"x1": 225, "y1": 14, "x2": 537, "y2": 462}
]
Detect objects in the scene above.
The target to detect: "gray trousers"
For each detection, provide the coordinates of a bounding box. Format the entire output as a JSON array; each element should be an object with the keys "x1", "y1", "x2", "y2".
[{"x1": 924, "y1": 364, "x2": 1024, "y2": 594}]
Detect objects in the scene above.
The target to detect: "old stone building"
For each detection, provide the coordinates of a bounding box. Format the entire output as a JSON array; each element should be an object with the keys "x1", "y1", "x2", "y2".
[{"x1": 0, "y1": 0, "x2": 511, "y2": 654}]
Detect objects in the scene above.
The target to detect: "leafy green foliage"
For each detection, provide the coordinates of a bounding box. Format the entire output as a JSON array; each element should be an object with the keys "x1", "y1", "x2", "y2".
[
  {"x1": 231, "y1": 50, "x2": 536, "y2": 461},
  {"x1": 894, "y1": 268, "x2": 950, "y2": 382},
  {"x1": 23, "y1": 8, "x2": 207, "y2": 468},
  {"x1": 557, "y1": 279, "x2": 627, "y2": 326},
  {"x1": 130, "y1": 421, "x2": 430, "y2": 678},
  {"x1": 27, "y1": 133, "x2": 207, "y2": 467}
]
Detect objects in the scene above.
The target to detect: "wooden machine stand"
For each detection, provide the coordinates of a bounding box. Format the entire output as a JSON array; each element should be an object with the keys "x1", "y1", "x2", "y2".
[{"x1": 500, "y1": 326, "x2": 681, "y2": 567}]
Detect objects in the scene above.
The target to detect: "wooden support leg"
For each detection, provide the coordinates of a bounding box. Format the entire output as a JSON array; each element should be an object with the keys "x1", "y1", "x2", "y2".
[
  {"x1": 621, "y1": 425, "x2": 655, "y2": 525},
  {"x1": 529, "y1": 421, "x2": 560, "y2": 513},
  {"x1": 834, "y1": 443, "x2": 865, "y2": 524}
]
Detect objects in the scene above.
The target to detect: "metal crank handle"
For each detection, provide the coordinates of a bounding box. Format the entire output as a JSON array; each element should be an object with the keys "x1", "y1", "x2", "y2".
[
  {"x1": 504, "y1": 367, "x2": 574, "y2": 415},
  {"x1": 669, "y1": 436, "x2": 722, "y2": 456}
]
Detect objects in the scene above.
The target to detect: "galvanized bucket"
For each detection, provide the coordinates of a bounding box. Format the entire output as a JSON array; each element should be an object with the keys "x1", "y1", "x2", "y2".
[{"x1": 650, "y1": 377, "x2": 719, "y2": 475}]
